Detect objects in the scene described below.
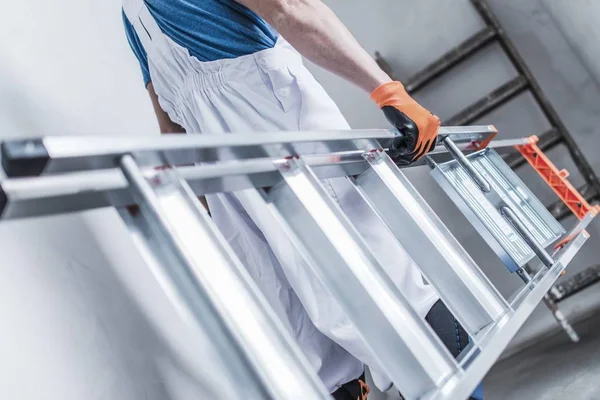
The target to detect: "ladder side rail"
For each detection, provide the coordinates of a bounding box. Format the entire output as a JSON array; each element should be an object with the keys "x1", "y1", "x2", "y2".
[
  {"x1": 0, "y1": 134, "x2": 528, "y2": 221},
  {"x1": 118, "y1": 155, "x2": 331, "y2": 400},
  {"x1": 426, "y1": 215, "x2": 593, "y2": 400},
  {"x1": 0, "y1": 127, "x2": 498, "y2": 177}
]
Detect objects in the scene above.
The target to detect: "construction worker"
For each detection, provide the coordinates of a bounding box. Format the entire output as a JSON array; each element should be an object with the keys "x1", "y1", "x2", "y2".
[{"x1": 122, "y1": 0, "x2": 482, "y2": 399}]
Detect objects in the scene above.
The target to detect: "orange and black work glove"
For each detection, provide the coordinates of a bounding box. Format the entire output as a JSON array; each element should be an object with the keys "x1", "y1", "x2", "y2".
[{"x1": 371, "y1": 81, "x2": 441, "y2": 165}]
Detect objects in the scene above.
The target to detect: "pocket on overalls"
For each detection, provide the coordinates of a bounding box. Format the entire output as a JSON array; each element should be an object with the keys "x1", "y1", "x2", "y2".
[{"x1": 259, "y1": 64, "x2": 302, "y2": 114}]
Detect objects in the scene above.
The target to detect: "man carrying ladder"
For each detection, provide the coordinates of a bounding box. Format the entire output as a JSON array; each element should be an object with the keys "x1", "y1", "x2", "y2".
[{"x1": 121, "y1": 0, "x2": 482, "y2": 398}]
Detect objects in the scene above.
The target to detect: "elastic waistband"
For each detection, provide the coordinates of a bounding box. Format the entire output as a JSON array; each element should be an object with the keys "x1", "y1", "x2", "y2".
[{"x1": 181, "y1": 37, "x2": 303, "y2": 90}]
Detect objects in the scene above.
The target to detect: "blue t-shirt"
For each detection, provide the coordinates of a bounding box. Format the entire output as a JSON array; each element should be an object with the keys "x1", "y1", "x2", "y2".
[{"x1": 123, "y1": 0, "x2": 278, "y2": 86}]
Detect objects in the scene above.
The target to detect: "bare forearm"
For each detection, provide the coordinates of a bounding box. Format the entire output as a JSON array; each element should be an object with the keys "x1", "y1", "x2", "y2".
[{"x1": 239, "y1": 0, "x2": 391, "y2": 92}]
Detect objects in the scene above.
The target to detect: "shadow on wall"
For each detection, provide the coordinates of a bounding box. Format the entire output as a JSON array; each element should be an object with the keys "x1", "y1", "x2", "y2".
[
  {"x1": 0, "y1": 209, "x2": 227, "y2": 400},
  {"x1": 0, "y1": 63, "x2": 69, "y2": 138}
]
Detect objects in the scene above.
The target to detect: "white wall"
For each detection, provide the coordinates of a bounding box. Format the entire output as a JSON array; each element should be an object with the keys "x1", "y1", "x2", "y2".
[
  {"x1": 0, "y1": 2, "x2": 232, "y2": 399},
  {"x1": 542, "y1": 0, "x2": 600, "y2": 98},
  {"x1": 0, "y1": 1, "x2": 157, "y2": 136}
]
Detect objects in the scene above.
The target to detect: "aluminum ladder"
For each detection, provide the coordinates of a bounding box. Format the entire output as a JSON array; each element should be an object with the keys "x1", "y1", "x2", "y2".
[
  {"x1": 375, "y1": 0, "x2": 600, "y2": 342},
  {"x1": 0, "y1": 126, "x2": 595, "y2": 400}
]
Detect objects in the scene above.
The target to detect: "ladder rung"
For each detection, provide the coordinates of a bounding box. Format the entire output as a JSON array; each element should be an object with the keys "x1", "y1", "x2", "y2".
[
  {"x1": 266, "y1": 157, "x2": 458, "y2": 398},
  {"x1": 405, "y1": 26, "x2": 498, "y2": 93},
  {"x1": 444, "y1": 76, "x2": 529, "y2": 126}
]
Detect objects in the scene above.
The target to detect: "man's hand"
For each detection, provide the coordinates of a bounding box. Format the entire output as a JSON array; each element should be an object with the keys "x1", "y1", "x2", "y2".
[
  {"x1": 371, "y1": 81, "x2": 440, "y2": 164},
  {"x1": 233, "y1": 0, "x2": 440, "y2": 164}
]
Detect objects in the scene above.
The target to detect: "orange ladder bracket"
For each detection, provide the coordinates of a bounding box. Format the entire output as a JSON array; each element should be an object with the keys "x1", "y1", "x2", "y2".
[{"x1": 515, "y1": 135, "x2": 600, "y2": 221}]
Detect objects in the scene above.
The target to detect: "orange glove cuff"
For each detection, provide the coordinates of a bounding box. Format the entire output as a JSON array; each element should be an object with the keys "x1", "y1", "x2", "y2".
[
  {"x1": 370, "y1": 81, "x2": 411, "y2": 108},
  {"x1": 371, "y1": 81, "x2": 441, "y2": 161}
]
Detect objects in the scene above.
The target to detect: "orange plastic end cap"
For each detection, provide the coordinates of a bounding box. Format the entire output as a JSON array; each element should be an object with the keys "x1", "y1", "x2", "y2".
[
  {"x1": 472, "y1": 128, "x2": 498, "y2": 150},
  {"x1": 554, "y1": 229, "x2": 591, "y2": 250}
]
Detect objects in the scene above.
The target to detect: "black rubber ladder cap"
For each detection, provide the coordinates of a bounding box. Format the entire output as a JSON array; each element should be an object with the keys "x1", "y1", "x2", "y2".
[{"x1": 1, "y1": 139, "x2": 49, "y2": 178}]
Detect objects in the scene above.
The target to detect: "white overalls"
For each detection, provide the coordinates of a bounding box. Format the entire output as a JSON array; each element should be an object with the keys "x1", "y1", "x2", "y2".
[{"x1": 123, "y1": 0, "x2": 438, "y2": 392}]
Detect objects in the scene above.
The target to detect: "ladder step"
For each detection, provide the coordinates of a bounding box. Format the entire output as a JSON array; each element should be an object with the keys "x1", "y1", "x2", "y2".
[
  {"x1": 266, "y1": 157, "x2": 458, "y2": 399},
  {"x1": 352, "y1": 150, "x2": 508, "y2": 334},
  {"x1": 430, "y1": 148, "x2": 565, "y2": 272}
]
